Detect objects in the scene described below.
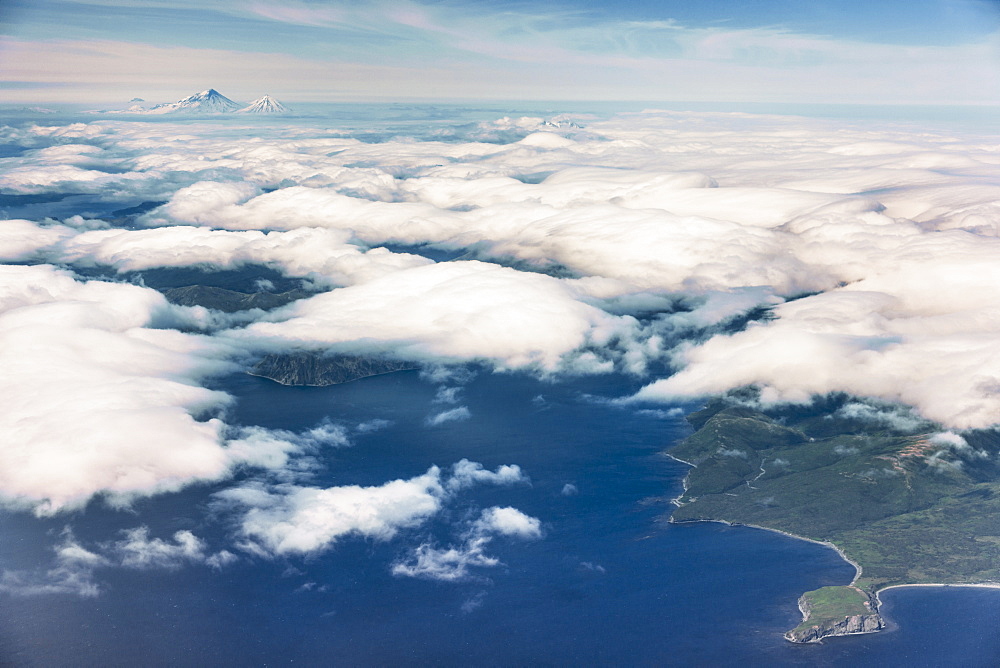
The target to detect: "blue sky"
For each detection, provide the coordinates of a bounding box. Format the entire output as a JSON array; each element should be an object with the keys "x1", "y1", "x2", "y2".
[{"x1": 1, "y1": 0, "x2": 998, "y2": 104}]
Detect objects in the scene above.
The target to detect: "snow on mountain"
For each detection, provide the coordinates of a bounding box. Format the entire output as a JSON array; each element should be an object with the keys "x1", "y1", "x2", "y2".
[
  {"x1": 236, "y1": 94, "x2": 290, "y2": 114},
  {"x1": 144, "y1": 89, "x2": 243, "y2": 115}
]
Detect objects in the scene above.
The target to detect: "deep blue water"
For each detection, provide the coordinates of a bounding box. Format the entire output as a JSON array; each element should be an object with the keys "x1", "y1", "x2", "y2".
[{"x1": 2, "y1": 369, "x2": 998, "y2": 666}]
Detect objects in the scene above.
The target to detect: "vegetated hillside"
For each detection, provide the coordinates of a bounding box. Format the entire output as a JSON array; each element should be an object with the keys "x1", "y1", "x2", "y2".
[{"x1": 669, "y1": 395, "x2": 1000, "y2": 591}]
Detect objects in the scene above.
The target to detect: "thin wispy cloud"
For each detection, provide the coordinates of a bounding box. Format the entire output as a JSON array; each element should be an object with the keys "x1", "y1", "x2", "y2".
[{"x1": 2, "y1": 1, "x2": 997, "y2": 103}]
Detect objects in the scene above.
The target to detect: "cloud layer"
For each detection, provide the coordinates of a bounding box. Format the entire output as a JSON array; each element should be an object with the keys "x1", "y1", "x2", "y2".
[
  {"x1": 0, "y1": 265, "x2": 239, "y2": 513},
  {"x1": 1, "y1": 108, "x2": 999, "y2": 529}
]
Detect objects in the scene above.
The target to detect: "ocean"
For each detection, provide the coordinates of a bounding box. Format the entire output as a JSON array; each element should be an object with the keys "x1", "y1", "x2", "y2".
[{"x1": 2, "y1": 369, "x2": 998, "y2": 665}]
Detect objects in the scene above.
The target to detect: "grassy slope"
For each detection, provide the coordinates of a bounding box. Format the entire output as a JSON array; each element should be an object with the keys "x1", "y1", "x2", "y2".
[{"x1": 791, "y1": 586, "x2": 873, "y2": 635}]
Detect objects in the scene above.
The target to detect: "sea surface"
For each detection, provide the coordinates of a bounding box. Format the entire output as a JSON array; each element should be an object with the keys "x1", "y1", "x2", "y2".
[{"x1": 2, "y1": 369, "x2": 999, "y2": 666}]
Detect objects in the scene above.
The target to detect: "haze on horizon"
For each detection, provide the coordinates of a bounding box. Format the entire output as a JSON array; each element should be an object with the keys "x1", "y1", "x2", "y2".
[{"x1": 1, "y1": 0, "x2": 999, "y2": 105}]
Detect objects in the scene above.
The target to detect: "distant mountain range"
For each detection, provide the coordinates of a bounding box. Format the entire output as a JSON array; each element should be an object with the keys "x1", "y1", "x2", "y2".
[{"x1": 116, "y1": 89, "x2": 290, "y2": 115}]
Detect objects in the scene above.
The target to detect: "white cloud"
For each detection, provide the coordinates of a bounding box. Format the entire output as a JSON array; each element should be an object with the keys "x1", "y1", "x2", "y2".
[
  {"x1": 473, "y1": 506, "x2": 542, "y2": 540},
  {"x1": 229, "y1": 260, "x2": 640, "y2": 372},
  {"x1": 55, "y1": 225, "x2": 432, "y2": 288},
  {"x1": 0, "y1": 531, "x2": 107, "y2": 597},
  {"x1": 461, "y1": 590, "x2": 488, "y2": 613},
  {"x1": 0, "y1": 220, "x2": 74, "y2": 261},
  {"x1": 213, "y1": 428, "x2": 302, "y2": 474},
  {"x1": 446, "y1": 459, "x2": 527, "y2": 492},
  {"x1": 835, "y1": 402, "x2": 928, "y2": 433},
  {"x1": 219, "y1": 459, "x2": 527, "y2": 557},
  {"x1": 930, "y1": 431, "x2": 988, "y2": 460},
  {"x1": 392, "y1": 505, "x2": 542, "y2": 581},
  {"x1": 206, "y1": 550, "x2": 238, "y2": 569},
  {"x1": 0, "y1": 264, "x2": 367, "y2": 514},
  {"x1": 0, "y1": 525, "x2": 234, "y2": 597},
  {"x1": 114, "y1": 527, "x2": 207, "y2": 569},
  {"x1": 718, "y1": 448, "x2": 748, "y2": 459},
  {"x1": 633, "y1": 232, "x2": 1000, "y2": 429},
  {"x1": 426, "y1": 406, "x2": 471, "y2": 426},
  {"x1": 0, "y1": 265, "x2": 244, "y2": 514},
  {"x1": 390, "y1": 538, "x2": 499, "y2": 582},
  {"x1": 432, "y1": 386, "x2": 462, "y2": 404},
  {"x1": 231, "y1": 471, "x2": 445, "y2": 554},
  {"x1": 354, "y1": 418, "x2": 392, "y2": 433}
]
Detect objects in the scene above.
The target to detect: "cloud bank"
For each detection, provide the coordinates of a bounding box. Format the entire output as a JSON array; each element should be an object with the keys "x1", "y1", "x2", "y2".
[
  {"x1": 2, "y1": 107, "x2": 999, "y2": 531},
  {"x1": 0, "y1": 265, "x2": 239, "y2": 513}
]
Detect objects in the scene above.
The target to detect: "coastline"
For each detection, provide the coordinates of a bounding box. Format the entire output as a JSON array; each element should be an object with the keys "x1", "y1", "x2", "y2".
[
  {"x1": 672, "y1": 512, "x2": 1000, "y2": 643},
  {"x1": 664, "y1": 456, "x2": 864, "y2": 583},
  {"x1": 875, "y1": 582, "x2": 1000, "y2": 610},
  {"x1": 663, "y1": 453, "x2": 694, "y2": 506},
  {"x1": 663, "y1": 430, "x2": 1000, "y2": 644}
]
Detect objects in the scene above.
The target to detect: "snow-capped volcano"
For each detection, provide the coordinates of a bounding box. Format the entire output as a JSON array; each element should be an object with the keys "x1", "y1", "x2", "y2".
[
  {"x1": 237, "y1": 94, "x2": 290, "y2": 114},
  {"x1": 146, "y1": 89, "x2": 243, "y2": 114}
]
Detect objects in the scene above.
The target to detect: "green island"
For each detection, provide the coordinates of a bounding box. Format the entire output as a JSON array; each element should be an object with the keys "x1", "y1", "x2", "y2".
[{"x1": 666, "y1": 395, "x2": 1000, "y2": 643}]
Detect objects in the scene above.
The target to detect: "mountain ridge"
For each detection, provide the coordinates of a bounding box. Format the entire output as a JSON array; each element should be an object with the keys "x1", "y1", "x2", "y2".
[
  {"x1": 112, "y1": 89, "x2": 290, "y2": 115},
  {"x1": 145, "y1": 88, "x2": 242, "y2": 114}
]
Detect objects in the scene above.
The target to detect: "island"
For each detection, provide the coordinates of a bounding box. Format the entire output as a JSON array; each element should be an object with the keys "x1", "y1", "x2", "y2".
[{"x1": 666, "y1": 394, "x2": 1000, "y2": 642}]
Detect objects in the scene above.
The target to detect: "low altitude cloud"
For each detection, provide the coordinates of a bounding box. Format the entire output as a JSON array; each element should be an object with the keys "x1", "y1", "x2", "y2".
[
  {"x1": 217, "y1": 459, "x2": 529, "y2": 557},
  {"x1": 0, "y1": 219, "x2": 74, "y2": 261},
  {"x1": 426, "y1": 406, "x2": 471, "y2": 426},
  {"x1": 0, "y1": 526, "x2": 235, "y2": 597},
  {"x1": 473, "y1": 506, "x2": 543, "y2": 540},
  {"x1": 392, "y1": 506, "x2": 542, "y2": 582},
  {"x1": 230, "y1": 260, "x2": 641, "y2": 372},
  {"x1": 53, "y1": 225, "x2": 432, "y2": 287},
  {"x1": 114, "y1": 527, "x2": 211, "y2": 570},
  {"x1": 0, "y1": 265, "x2": 240, "y2": 514},
  {"x1": 633, "y1": 230, "x2": 1000, "y2": 428},
  {"x1": 0, "y1": 531, "x2": 107, "y2": 597},
  {"x1": 2, "y1": 105, "x2": 1000, "y2": 526},
  {"x1": 0, "y1": 265, "x2": 328, "y2": 514}
]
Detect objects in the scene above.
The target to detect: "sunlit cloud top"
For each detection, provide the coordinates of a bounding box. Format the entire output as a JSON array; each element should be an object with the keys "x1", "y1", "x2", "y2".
[{"x1": 1, "y1": 0, "x2": 999, "y2": 104}]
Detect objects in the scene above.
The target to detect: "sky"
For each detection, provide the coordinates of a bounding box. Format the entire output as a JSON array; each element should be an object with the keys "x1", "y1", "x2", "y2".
[{"x1": 1, "y1": 0, "x2": 999, "y2": 104}]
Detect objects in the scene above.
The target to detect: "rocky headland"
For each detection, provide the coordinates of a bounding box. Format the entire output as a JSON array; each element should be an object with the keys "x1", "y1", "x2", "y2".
[
  {"x1": 783, "y1": 586, "x2": 883, "y2": 643},
  {"x1": 665, "y1": 393, "x2": 1000, "y2": 643}
]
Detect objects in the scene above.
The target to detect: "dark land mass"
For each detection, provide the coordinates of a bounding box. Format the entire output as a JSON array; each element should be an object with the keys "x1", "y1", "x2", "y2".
[
  {"x1": 163, "y1": 284, "x2": 313, "y2": 312},
  {"x1": 157, "y1": 283, "x2": 415, "y2": 386},
  {"x1": 250, "y1": 352, "x2": 417, "y2": 386},
  {"x1": 131, "y1": 266, "x2": 306, "y2": 293},
  {"x1": 667, "y1": 395, "x2": 1000, "y2": 641}
]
